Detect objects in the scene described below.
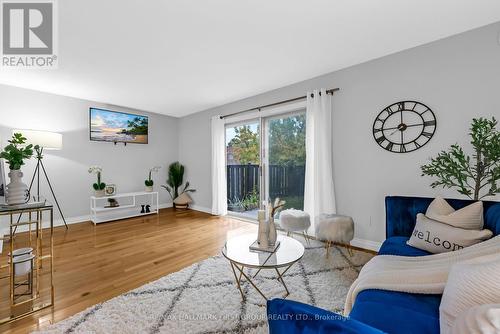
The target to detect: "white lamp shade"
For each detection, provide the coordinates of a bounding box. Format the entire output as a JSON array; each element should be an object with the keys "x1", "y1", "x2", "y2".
[{"x1": 13, "y1": 129, "x2": 63, "y2": 150}]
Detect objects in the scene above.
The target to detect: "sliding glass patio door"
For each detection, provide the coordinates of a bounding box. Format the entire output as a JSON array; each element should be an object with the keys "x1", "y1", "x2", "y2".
[
  {"x1": 225, "y1": 110, "x2": 306, "y2": 220},
  {"x1": 263, "y1": 112, "x2": 306, "y2": 212},
  {"x1": 225, "y1": 120, "x2": 261, "y2": 219}
]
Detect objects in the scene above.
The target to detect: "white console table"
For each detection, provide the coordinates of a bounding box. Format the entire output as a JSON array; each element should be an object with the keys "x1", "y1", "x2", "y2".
[{"x1": 90, "y1": 191, "x2": 159, "y2": 224}]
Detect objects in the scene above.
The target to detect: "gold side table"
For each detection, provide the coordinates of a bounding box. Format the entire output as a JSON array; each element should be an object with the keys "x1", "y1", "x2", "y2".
[
  {"x1": 0, "y1": 203, "x2": 54, "y2": 325},
  {"x1": 222, "y1": 234, "x2": 304, "y2": 301}
]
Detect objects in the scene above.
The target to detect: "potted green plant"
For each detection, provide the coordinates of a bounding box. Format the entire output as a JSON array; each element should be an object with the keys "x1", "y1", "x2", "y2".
[
  {"x1": 161, "y1": 162, "x2": 196, "y2": 209},
  {"x1": 228, "y1": 197, "x2": 245, "y2": 212},
  {"x1": 144, "y1": 166, "x2": 161, "y2": 192},
  {"x1": 88, "y1": 166, "x2": 106, "y2": 197},
  {"x1": 421, "y1": 117, "x2": 500, "y2": 200},
  {"x1": 0, "y1": 133, "x2": 35, "y2": 204}
]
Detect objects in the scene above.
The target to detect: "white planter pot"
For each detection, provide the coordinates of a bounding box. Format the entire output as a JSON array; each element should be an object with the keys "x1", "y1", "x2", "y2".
[
  {"x1": 6, "y1": 170, "x2": 29, "y2": 205},
  {"x1": 145, "y1": 186, "x2": 153, "y2": 192},
  {"x1": 94, "y1": 189, "x2": 105, "y2": 197},
  {"x1": 12, "y1": 253, "x2": 35, "y2": 276},
  {"x1": 9, "y1": 248, "x2": 35, "y2": 276}
]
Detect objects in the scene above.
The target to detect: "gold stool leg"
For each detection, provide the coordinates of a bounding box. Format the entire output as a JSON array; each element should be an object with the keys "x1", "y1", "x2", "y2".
[
  {"x1": 347, "y1": 243, "x2": 354, "y2": 257},
  {"x1": 302, "y1": 231, "x2": 311, "y2": 246},
  {"x1": 325, "y1": 240, "x2": 331, "y2": 258}
]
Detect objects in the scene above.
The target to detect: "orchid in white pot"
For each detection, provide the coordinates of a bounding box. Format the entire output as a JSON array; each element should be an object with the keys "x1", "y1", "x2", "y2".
[
  {"x1": 88, "y1": 166, "x2": 106, "y2": 197},
  {"x1": 145, "y1": 166, "x2": 161, "y2": 192}
]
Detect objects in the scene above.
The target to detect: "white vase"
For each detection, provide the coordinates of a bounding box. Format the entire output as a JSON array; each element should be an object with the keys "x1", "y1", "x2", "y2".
[
  {"x1": 145, "y1": 186, "x2": 153, "y2": 192},
  {"x1": 257, "y1": 210, "x2": 269, "y2": 248},
  {"x1": 268, "y1": 216, "x2": 277, "y2": 246},
  {"x1": 6, "y1": 170, "x2": 29, "y2": 205},
  {"x1": 94, "y1": 189, "x2": 105, "y2": 197}
]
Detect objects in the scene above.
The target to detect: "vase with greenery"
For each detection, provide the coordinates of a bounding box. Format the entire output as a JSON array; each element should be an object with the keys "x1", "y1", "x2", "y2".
[
  {"x1": 0, "y1": 133, "x2": 35, "y2": 204},
  {"x1": 145, "y1": 166, "x2": 161, "y2": 192},
  {"x1": 88, "y1": 166, "x2": 106, "y2": 197},
  {"x1": 421, "y1": 117, "x2": 500, "y2": 200},
  {"x1": 162, "y1": 162, "x2": 196, "y2": 208}
]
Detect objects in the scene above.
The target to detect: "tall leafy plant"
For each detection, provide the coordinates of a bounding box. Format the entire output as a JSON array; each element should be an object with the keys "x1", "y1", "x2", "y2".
[
  {"x1": 162, "y1": 162, "x2": 196, "y2": 200},
  {"x1": 0, "y1": 133, "x2": 35, "y2": 170},
  {"x1": 421, "y1": 117, "x2": 500, "y2": 200}
]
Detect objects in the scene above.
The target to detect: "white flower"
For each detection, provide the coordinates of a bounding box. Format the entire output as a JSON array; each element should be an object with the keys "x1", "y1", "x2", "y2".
[
  {"x1": 150, "y1": 166, "x2": 161, "y2": 173},
  {"x1": 88, "y1": 166, "x2": 103, "y2": 174}
]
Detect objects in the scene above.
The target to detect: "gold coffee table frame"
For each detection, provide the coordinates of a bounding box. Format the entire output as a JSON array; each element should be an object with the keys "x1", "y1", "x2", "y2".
[{"x1": 222, "y1": 234, "x2": 304, "y2": 301}]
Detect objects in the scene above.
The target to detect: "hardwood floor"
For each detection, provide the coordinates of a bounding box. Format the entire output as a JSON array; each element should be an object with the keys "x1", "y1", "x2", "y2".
[{"x1": 0, "y1": 208, "x2": 256, "y2": 334}]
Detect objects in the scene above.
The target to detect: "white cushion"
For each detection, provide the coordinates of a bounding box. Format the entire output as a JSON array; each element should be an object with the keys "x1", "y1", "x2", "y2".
[
  {"x1": 426, "y1": 197, "x2": 484, "y2": 230},
  {"x1": 407, "y1": 214, "x2": 492, "y2": 254},
  {"x1": 440, "y1": 255, "x2": 500, "y2": 334},
  {"x1": 450, "y1": 304, "x2": 500, "y2": 334},
  {"x1": 279, "y1": 209, "x2": 311, "y2": 232}
]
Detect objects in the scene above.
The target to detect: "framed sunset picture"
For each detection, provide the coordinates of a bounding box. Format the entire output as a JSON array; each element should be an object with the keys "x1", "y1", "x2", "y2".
[{"x1": 89, "y1": 108, "x2": 148, "y2": 144}]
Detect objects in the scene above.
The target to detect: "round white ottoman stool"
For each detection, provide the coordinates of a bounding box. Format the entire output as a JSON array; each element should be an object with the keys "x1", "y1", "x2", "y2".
[
  {"x1": 279, "y1": 209, "x2": 311, "y2": 245},
  {"x1": 315, "y1": 213, "x2": 355, "y2": 257}
]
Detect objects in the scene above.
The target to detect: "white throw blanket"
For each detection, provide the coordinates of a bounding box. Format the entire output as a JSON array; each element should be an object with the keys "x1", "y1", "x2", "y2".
[{"x1": 344, "y1": 235, "x2": 500, "y2": 314}]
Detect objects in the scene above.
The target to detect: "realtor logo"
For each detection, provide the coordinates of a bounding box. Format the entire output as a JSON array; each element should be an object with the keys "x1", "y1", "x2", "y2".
[{"x1": 1, "y1": 0, "x2": 58, "y2": 68}]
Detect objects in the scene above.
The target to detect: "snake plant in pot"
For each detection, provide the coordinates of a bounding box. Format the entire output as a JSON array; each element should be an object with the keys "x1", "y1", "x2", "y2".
[
  {"x1": 162, "y1": 162, "x2": 196, "y2": 209},
  {"x1": 0, "y1": 133, "x2": 35, "y2": 204}
]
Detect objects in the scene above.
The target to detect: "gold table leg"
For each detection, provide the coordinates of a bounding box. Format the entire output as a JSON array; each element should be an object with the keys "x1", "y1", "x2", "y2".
[
  {"x1": 229, "y1": 262, "x2": 245, "y2": 300},
  {"x1": 228, "y1": 261, "x2": 297, "y2": 301}
]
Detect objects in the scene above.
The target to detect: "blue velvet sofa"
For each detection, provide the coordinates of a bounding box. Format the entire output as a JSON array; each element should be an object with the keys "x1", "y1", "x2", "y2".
[{"x1": 267, "y1": 196, "x2": 500, "y2": 334}]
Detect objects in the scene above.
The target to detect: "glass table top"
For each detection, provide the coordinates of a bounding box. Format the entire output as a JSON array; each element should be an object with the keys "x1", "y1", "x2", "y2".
[
  {"x1": 222, "y1": 234, "x2": 305, "y2": 268},
  {"x1": 0, "y1": 200, "x2": 52, "y2": 213}
]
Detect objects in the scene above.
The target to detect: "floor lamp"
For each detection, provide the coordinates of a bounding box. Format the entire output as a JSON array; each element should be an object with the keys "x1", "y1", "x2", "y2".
[{"x1": 14, "y1": 129, "x2": 68, "y2": 229}]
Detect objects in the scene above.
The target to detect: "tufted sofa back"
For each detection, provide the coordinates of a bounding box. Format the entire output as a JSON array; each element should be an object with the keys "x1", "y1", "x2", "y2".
[{"x1": 385, "y1": 196, "x2": 500, "y2": 238}]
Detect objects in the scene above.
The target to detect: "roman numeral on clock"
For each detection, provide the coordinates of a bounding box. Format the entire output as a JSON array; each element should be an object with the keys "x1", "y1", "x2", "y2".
[
  {"x1": 422, "y1": 132, "x2": 433, "y2": 138},
  {"x1": 424, "y1": 120, "x2": 436, "y2": 126}
]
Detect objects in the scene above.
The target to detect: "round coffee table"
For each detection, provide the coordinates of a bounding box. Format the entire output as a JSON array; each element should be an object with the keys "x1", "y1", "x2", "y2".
[{"x1": 222, "y1": 234, "x2": 304, "y2": 301}]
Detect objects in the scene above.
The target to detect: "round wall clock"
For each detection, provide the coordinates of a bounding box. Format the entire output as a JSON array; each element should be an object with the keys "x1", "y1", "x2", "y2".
[{"x1": 372, "y1": 101, "x2": 436, "y2": 153}]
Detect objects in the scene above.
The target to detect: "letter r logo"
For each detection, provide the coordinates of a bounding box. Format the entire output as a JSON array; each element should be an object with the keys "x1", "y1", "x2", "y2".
[{"x1": 2, "y1": 2, "x2": 53, "y2": 54}]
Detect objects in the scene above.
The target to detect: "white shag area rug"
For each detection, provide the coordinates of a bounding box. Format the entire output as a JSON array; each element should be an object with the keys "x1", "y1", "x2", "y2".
[{"x1": 36, "y1": 236, "x2": 372, "y2": 334}]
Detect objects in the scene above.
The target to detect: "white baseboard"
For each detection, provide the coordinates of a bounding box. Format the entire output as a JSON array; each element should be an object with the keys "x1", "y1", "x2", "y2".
[
  {"x1": 350, "y1": 238, "x2": 382, "y2": 252},
  {"x1": 2, "y1": 202, "x2": 174, "y2": 233},
  {"x1": 189, "y1": 204, "x2": 212, "y2": 214},
  {"x1": 159, "y1": 203, "x2": 173, "y2": 209}
]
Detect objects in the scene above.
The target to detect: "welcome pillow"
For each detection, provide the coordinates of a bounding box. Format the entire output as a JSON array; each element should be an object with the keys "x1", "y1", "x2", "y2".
[
  {"x1": 439, "y1": 255, "x2": 500, "y2": 334},
  {"x1": 407, "y1": 214, "x2": 492, "y2": 253},
  {"x1": 426, "y1": 197, "x2": 484, "y2": 230}
]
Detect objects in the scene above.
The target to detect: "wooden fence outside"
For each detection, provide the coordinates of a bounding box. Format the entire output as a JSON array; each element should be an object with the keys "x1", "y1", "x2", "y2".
[{"x1": 226, "y1": 164, "x2": 305, "y2": 201}]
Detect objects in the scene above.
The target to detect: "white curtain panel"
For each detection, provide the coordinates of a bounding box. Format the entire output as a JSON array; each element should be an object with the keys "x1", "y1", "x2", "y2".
[
  {"x1": 304, "y1": 88, "x2": 336, "y2": 234},
  {"x1": 211, "y1": 115, "x2": 227, "y2": 216}
]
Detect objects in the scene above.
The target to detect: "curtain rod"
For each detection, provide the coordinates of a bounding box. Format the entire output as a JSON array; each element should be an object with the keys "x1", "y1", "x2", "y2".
[{"x1": 220, "y1": 87, "x2": 340, "y2": 119}]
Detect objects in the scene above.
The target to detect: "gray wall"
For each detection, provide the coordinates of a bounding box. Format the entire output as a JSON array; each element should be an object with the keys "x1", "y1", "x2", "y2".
[
  {"x1": 0, "y1": 85, "x2": 178, "y2": 226},
  {"x1": 178, "y1": 22, "x2": 500, "y2": 246}
]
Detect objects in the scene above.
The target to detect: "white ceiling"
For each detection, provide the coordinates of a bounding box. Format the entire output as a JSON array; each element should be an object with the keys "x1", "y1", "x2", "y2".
[{"x1": 1, "y1": 0, "x2": 500, "y2": 117}]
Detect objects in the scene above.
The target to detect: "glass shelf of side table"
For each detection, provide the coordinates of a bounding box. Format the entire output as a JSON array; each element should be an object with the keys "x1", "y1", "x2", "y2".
[{"x1": 0, "y1": 202, "x2": 54, "y2": 325}]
